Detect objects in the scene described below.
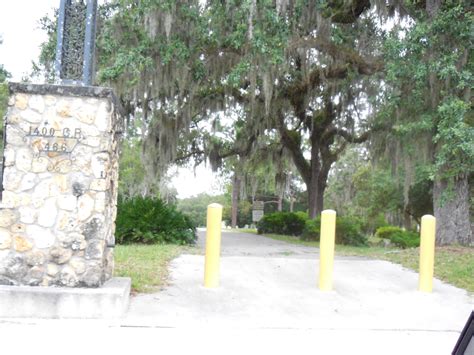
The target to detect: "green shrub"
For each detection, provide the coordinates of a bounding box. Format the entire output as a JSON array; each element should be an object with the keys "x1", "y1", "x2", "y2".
[
  {"x1": 302, "y1": 215, "x2": 368, "y2": 246},
  {"x1": 257, "y1": 212, "x2": 307, "y2": 236},
  {"x1": 375, "y1": 226, "x2": 420, "y2": 249},
  {"x1": 294, "y1": 211, "x2": 309, "y2": 221},
  {"x1": 116, "y1": 196, "x2": 197, "y2": 245},
  {"x1": 375, "y1": 226, "x2": 403, "y2": 239},
  {"x1": 390, "y1": 231, "x2": 420, "y2": 248},
  {"x1": 336, "y1": 216, "x2": 367, "y2": 246},
  {"x1": 301, "y1": 216, "x2": 321, "y2": 241},
  {"x1": 362, "y1": 213, "x2": 389, "y2": 235}
]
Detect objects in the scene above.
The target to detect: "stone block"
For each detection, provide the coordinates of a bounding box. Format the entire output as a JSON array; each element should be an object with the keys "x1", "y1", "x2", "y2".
[
  {"x1": 50, "y1": 247, "x2": 73, "y2": 264},
  {"x1": 18, "y1": 173, "x2": 37, "y2": 192},
  {"x1": 0, "y1": 209, "x2": 18, "y2": 228},
  {"x1": 31, "y1": 157, "x2": 49, "y2": 173},
  {"x1": 5, "y1": 126, "x2": 24, "y2": 146},
  {"x1": 58, "y1": 195, "x2": 77, "y2": 211},
  {"x1": 25, "y1": 251, "x2": 46, "y2": 266},
  {"x1": 28, "y1": 95, "x2": 45, "y2": 113},
  {"x1": 26, "y1": 225, "x2": 56, "y2": 249},
  {"x1": 14, "y1": 93, "x2": 28, "y2": 110},
  {"x1": 58, "y1": 266, "x2": 78, "y2": 287},
  {"x1": 77, "y1": 194, "x2": 95, "y2": 221},
  {"x1": 13, "y1": 236, "x2": 33, "y2": 252},
  {"x1": 10, "y1": 223, "x2": 26, "y2": 234},
  {"x1": 20, "y1": 109, "x2": 42, "y2": 123},
  {"x1": 0, "y1": 277, "x2": 131, "y2": 318},
  {"x1": 90, "y1": 179, "x2": 108, "y2": 191},
  {"x1": 0, "y1": 230, "x2": 12, "y2": 250},
  {"x1": 37, "y1": 198, "x2": 58, "y2": 227},
  {"x1": 19, "y1": 206, "x2": 37, "y2": 224},
  {"x1": 3, "y1": 167, "x2": 23, "y2": 191},
  {"x1": 3, "y1": 147, "x2": 15, "y2": 167},
  {"x1": 15, "y1": 148, "x2": 33, "y2": 172}
]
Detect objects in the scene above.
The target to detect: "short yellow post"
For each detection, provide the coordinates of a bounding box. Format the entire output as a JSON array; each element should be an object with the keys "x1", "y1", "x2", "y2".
[
  {"x1": 419, "y1": 214, "x2": 436, "y2": 292},
  {"x1": 204, "y1": 203, "x2": 223, "y2": 288},
  {"x1": 319, "y1": 210, "x2": 336, "y2": 291}
]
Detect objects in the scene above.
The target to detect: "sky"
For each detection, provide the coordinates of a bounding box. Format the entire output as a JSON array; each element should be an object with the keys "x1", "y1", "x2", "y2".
[{"x1": 0, "y1": 0, "x2": 221, "y2": 199}]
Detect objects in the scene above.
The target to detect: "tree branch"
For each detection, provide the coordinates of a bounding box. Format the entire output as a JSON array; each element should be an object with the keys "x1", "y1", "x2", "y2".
[
  {"x1": 282, "y1": 65, "x2": 350, "y2": 102},
  {"x1": 324, "y1": 126, "x2": 370, "y2": 144},
  {"x1": 276, "y1": 111, "x2": 311, "y2": 185},
  {"x1": 288, "y1": 37, "x2": 383, "y2": 75}
]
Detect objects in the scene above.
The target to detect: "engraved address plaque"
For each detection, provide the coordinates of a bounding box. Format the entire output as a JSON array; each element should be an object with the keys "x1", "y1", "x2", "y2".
[{"x1": 26, "y1": 125, "x2": 84, "y2": 156}]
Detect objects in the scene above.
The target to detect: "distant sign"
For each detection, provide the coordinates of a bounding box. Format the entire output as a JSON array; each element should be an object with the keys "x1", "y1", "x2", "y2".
[
  {"x1": 253, "y1": 201, "x2": 264, "y2": 210},
  {"x1": 252, "y1": 210, "x2": 264, "y2": 222}
]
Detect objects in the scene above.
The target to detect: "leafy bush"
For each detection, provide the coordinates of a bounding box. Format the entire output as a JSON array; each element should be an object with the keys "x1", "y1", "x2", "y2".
[
  {"x1": 257, "y1": 212, "x2": 307, "y2": 236},
  {"x1": 294, "y1": 211, "x2": 309, "y2": 221},
  {"x1": 361, "y1": 213, "x2": 389, "y2": 235},
  {"x1": 375, "y1": 226, "x2": 420, "y2": 249},
  {"x1": 375, "y1": 226, "x2": 403, "y2": 239},
  {"x1": 116, "y1": 196, "x2": 197, "y2": 245},
  {"x1": 390, "y1": 231, "x2": 420, "y2": 248},
  {"x1": 336, "y1": 216, "x2": 367, "y2": 246},
  {"x1": 301, "y1": 216, "x2": 321, "y2": 241},
  {"x1": 302, "y1": 215, "x2": 368, "y2": 246}
]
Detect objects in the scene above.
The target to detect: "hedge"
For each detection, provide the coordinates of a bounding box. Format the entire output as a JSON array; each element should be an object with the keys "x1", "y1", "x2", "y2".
[
  {"x1": 116, "y1": 196, "x2": 197, "y2": 245},
  {"x1": 375, "y1": 226, "x2": 420, "y2": 249}
]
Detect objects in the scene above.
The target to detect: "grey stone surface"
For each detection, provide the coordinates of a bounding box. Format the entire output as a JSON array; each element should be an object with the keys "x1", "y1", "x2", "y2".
[
  {"x1": 9, "y1": 82, "x2": 116, "y2": 102},
  {"x1": 0, "y1": 85, "x2": 122, "y2": 287},
  {"x1": 0, "y1": 277, "x2": 131, "y2": 318}
]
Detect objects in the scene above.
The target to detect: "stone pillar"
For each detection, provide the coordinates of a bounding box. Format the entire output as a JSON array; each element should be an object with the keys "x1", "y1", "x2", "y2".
[{"x1": 0, "y1": 83, "x2": 122, "y2": 288}]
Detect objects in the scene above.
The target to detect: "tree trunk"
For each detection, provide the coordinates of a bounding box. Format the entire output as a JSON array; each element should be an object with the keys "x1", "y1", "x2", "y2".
[
  {"x1": 277, "y1": 196, "x2": 283, "y2": 211},
  {"x1": 307, "y1": 180, "x2": 319, "y2": 219},
  {"x1": 231, "y1": 174, "x2": 241, "y2": 228},
  {"x1": 307, "y1": 157, "x2": 331, "y2": 218},
  {"x1": 289, "y1": 197, "x2": 294, "y2": 212},
  {"x1": 307, "y1": 176, "x2": 328, "y2": 218},
  {"x1": 403, "y1": 210, "x2": 412, "y2": 230},
  {"x1": 433, "y1": 175, "x2": 472, "y2": 246},
  {"x1": 307, "y1": 130, "x2": 323, "y2": 219}
]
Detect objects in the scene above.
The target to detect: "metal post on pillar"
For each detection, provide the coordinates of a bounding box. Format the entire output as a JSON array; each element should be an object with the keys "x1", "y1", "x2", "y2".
[
  {"x1": 54, "y1": 0, "x2": 98, "y2": 86},
  {"x1": 83, "y1": 0, "x2": 98, "y2": 85},
  {"x1": 54, "y1": 0, "x2": 68, "y2": 82}
]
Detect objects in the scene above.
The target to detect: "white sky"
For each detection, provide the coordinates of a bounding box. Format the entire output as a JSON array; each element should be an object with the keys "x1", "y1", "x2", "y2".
[
  {"x1": 0, "y1": 0, "x2": 221, "y2": 199},
  {"x1": 0, "y1": 1, "x2": 56, "y2": 81}
]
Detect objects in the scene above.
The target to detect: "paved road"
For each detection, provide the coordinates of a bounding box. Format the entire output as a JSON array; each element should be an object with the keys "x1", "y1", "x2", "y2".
[
  {"x1": 1, "y1": 230, "x2": 473, "y2": 354},
  {"x1": 197, "y1": 229, "x2": 320, "y2": 257}
]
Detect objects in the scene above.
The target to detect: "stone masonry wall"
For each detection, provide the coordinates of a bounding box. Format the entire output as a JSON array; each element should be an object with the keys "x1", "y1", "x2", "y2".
[{"x1": 0, "y1": 83, "x2": 122, "y2": 287}]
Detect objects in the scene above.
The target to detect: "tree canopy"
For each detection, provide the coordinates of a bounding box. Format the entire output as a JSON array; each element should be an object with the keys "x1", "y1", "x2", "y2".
[{"x1": 35, "y1": 0, "x2": 473, "y2": 245}]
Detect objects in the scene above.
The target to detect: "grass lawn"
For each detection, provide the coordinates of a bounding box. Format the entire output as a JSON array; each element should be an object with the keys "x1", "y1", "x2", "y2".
[
  {"x1": 114, "y1": 244, "x2": 196, "y2": 293},
  {"x1": 259, "y1": 232, "x2": 474, "y2": 293}
]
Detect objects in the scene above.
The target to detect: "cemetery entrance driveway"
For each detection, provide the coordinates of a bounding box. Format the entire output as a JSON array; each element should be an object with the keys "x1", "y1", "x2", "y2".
[{"x1": 123, "y1": 229, "x2": 474, "y2": 354}]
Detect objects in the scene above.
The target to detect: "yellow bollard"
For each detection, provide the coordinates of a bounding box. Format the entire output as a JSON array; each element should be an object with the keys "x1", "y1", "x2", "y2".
[
  {"x1": 319, "y1": 210, "x2": 337, "y2": 291},
  {"x1": 204, "y1": 203, "x2": 223, "y2": 288},
  {"x1": 419, "y1": 214, "x2": 436, "y2": 292}
]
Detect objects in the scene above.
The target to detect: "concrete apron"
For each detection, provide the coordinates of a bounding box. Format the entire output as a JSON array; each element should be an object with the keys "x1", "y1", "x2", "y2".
[
  {"x1": 122, "y1": 231, "x2": 473, "y2": 354},
  {"x1": 125, "y1": 255, "x2": 473, "y2": 330}
]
